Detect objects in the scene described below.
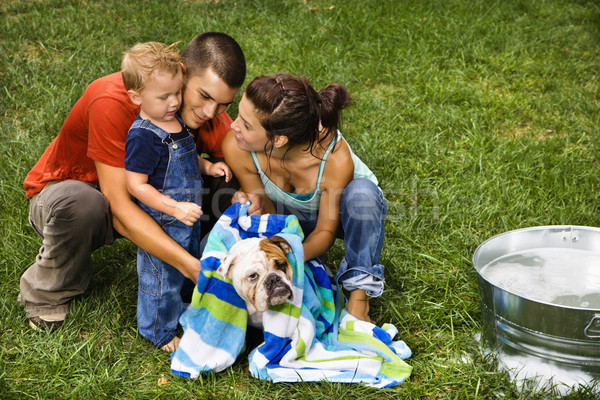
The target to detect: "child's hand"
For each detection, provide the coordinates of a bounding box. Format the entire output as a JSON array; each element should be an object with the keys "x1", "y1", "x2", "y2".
[
  {"x1": 173, "y1": 201, "x2": 202, "y2": 225},
  {"x1": 208, "y1": 161, "x2": 232, "y2": 182}
]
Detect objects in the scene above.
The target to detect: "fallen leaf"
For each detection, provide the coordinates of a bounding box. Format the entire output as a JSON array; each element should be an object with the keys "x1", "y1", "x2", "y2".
[{"x1": 157, "y1": 376, "x2": 169, "y2": 386}]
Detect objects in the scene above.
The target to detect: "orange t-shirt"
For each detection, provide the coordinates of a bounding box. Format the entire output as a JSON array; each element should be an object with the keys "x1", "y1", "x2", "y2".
[
  {"x1": 24, "y1": 72, "x2": 233, "y2": 198},
  {"x1": 195, "y1": 112, "x2": 232, "y2": 159}
]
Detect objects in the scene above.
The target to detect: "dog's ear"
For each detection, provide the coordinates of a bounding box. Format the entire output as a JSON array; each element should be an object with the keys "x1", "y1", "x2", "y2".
[
  {"x1": 217, "y1": 254, "x2": 237, "y2": 278},
  {"x1": 268, "y1": 236, "x2": 292, "y2": 254}
]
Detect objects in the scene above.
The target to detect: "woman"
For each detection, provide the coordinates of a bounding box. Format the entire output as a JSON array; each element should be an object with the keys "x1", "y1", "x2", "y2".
[{"x1": 222, "y1": 73, "x2": 386, "y2": 322}]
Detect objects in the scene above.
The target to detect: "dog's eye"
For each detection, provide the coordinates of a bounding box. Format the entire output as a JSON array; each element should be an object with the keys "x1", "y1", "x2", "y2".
[
  {"x1": 275, "y1": 260, "x2": 287, "y2": 271},
  {"x1": 248, "y1": 273, "x2": 259, "y2": 281}
]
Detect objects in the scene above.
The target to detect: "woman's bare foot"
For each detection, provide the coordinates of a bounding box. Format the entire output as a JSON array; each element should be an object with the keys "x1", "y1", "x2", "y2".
[
  {"x1": 160, "y1": 336, "x2": 181, "y2": 352},
  {"x1": 346, "y1": 289, "x2": 371, "y2": 323}
]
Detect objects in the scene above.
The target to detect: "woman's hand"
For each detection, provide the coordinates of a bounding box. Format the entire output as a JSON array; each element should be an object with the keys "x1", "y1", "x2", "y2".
[{"x1": 232, "y1": 190, "x2": 266, "y2": 215}]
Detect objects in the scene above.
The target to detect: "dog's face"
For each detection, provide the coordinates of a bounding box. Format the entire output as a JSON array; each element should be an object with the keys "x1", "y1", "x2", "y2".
[{"x1": 217, "y1": 236, "x2": 294, "y2": 313}]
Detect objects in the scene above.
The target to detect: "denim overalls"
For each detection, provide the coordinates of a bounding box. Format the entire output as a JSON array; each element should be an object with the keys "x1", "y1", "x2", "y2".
[{"x1": 132, "y1": 115, "x2": 202, "y2": 348}]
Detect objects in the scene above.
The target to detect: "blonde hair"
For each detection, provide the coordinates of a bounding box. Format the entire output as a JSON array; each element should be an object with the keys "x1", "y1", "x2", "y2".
[{"x1": 121, "y1": 41, "x2": 182, "y2": 91}]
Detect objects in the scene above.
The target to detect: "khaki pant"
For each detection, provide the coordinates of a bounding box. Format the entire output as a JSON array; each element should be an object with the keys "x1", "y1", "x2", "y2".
[{"x1": 18, "y1": 181, "x2": 116, "y2": 320}]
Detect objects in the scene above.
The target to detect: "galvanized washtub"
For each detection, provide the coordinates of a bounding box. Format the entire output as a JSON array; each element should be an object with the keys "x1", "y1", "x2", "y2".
[{"x1": 472, "y1": 225, "x2": 600, "y2": 375}]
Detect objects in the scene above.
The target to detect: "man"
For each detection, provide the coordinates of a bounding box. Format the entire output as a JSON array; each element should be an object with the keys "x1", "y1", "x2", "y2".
[{"x1": 19, "y1": 32, "x2": 245, "y2": 331}]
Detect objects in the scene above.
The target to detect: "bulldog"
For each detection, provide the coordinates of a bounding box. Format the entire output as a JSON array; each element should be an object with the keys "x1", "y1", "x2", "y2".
[{"x1": 217, "y1": 236, "x2": 294, "y2": 328}]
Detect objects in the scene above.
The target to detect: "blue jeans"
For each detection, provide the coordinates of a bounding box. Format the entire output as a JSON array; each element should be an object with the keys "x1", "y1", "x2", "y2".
[
  {"x1": 131, "y1": 115, "x2": 202, "y2": 348},
  {"x1": 274, "y1": 178, "x2": 386, "y2": 297}
]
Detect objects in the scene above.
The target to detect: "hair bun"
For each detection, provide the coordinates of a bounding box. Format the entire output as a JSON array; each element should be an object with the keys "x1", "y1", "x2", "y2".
[{"x1": 318, "y1": 83, "x2": 351, "y2": 131}]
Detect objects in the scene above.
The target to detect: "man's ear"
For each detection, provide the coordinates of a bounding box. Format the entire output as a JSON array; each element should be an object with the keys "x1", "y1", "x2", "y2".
[
  {"x1": 180, "y1": 62, "x2": 186, "y2": 79},
  {"x1": 127, "y1": 89, "x2": 142, "y2": 106},
  {"x1": 272, "y1": 135, "x2": 289, "y2": 149}
]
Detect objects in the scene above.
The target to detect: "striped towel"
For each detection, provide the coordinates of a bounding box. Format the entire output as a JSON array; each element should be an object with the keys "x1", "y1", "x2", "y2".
[{"x1": 170, "y1": 202, "x2": 412, "y2": 387}]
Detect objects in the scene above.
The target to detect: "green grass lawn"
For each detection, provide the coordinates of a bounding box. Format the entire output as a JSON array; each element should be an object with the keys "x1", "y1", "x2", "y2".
[{"x1": 2, "y1": 0, "x2": 600, "y2": 398}]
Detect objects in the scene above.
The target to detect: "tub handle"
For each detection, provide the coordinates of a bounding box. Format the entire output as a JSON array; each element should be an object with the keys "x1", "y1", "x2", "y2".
[{"x1": 584, "y1": 314, "x2": 600, "y2": 339}]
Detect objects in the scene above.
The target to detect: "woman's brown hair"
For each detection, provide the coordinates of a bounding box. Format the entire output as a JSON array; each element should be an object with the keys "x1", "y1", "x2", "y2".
[{"x1": 245, "y1": 73, "x2": 351, "y2": 156}]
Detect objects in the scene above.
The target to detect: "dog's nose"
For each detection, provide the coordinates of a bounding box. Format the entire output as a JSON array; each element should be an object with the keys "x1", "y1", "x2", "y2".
[
  {"x1": 265, "y1": 274, "x2": 281, "y2": 289},
  {"x1": 265, "y1": 273, "x2": 293, "y2": 304}
]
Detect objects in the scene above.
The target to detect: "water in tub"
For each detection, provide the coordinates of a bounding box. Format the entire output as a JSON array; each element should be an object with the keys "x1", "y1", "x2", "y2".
[{"x1": 479, "y1": 247, "x2": 600, "y2": 308}]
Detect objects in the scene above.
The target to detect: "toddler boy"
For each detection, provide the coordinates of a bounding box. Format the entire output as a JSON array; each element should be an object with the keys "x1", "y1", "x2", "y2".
[{"x1": 122, "y1": 42, "x2": 230, "y2": 351}]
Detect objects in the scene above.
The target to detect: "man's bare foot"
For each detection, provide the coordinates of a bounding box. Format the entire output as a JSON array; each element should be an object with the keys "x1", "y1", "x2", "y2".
[
  {"x1": 160, "y1": 336, "x2": 180, "y2": 352},
  {"x1": 346, "y1": 289, "x2": 371, "y2": 323}
]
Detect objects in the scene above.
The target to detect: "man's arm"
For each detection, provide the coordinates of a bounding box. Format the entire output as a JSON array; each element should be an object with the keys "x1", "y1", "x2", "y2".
[{"x1": 95, "y1": 161, "x2": 200, "y2": 282}]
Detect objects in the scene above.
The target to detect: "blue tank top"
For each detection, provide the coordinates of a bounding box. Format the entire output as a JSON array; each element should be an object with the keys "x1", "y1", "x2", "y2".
[{"x1": 250, "y1": 131, "x2": 378, "y2": 213}]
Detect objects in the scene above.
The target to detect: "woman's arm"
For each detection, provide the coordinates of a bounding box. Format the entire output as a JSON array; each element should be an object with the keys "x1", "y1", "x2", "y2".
[
  {"x1": 312, "y1": 140, "x2": 372, "y2": 322},
  {"x1": 301, "y1": 189, "x2": 340, "y2": 261},
  {"x1": 222, "y1": 130, "x2": 275, "y2": 215},
  {"x1": 302, "y1": 142, "x2": 354, "y2": 261}
]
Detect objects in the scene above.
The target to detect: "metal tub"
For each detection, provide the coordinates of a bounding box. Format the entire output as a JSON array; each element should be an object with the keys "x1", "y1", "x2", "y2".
[{"x1": 472, "y1": 225, "x2": 600, "y2": 375}]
